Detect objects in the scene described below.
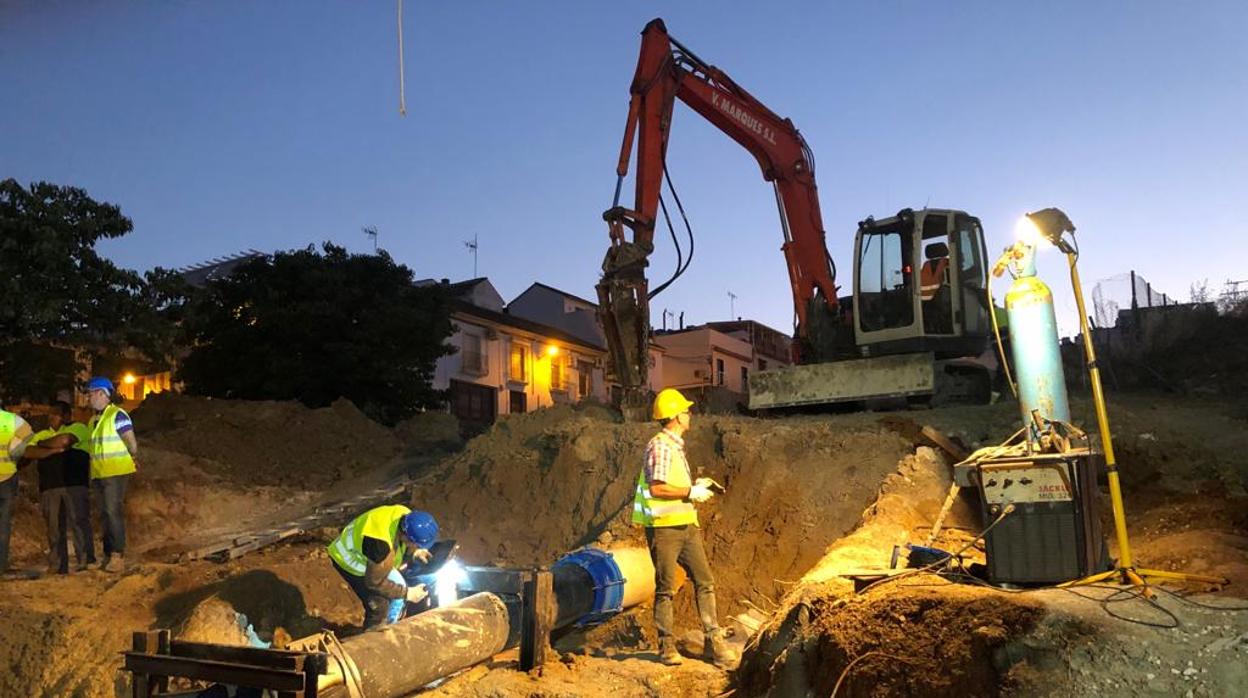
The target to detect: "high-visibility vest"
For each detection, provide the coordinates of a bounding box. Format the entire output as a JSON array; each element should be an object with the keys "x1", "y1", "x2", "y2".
[
  {"x1": 31, "y1": 423, "x2": 90, "y2": 452},
  {"x1": 88, "y1": 404, "x2": 137, "y2": 479},
  {"x1": 0, "y1": 410, "x2": 17, "y2": 478},
  {"x1": 327, "y1": 504, "x2": 411, "y2": 576},
  {"x1": 920, "y1": 257, "x2": 949, "y2": 301},
  {"x1": 632, "y1": 431, "x2": 698, "y2": 528}
]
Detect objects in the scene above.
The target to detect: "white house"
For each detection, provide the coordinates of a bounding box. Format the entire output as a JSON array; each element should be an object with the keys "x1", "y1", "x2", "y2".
[
  {"x1": 421, "y1": 278, "x2": 610, "y2": 430},
  {"x1": 653, "y1": 320, "x2": 793, "y2": 398},
  {"x1": 508, "y1": 281, "x2": 670, "y2": 396}
]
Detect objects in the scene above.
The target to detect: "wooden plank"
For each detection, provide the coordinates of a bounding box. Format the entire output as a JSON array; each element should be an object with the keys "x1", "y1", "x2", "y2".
[
  {"x1": 155, "y1": 630, "x2": 171, "y2": 693},
  {"x1": 123, "y1": 654, "x2": 308, "y2": 691},
  {"x1": 130, "y1": 632, "x2": 156, "y2": 698},
  {"x1": 920, "y1": 425, "x2": 970, "y2": 462},
  {"x1": 924, "y1": 483, "x2": 962, "y2": 547},
  {"x1": 519, "y1": 569, "x2": 554, "y2": 671}
]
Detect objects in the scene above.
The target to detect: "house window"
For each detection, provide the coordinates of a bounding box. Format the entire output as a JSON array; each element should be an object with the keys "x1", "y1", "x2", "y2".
[
  {"x1": 550, "y1": 356, "x2": 568, "y2": 392},
  {"x1": 461, "y1": 334, "x2": 487, "y2": 376},
  {"x1": 715, "y1": 358, "x2": 725, "y2": 386},
  {"x1": 509, "y1": 343, "x2": 528, "y2": 383},
  {"x1": 577, "y1": 360, "x2": 594, "y2": 398},
  {"x1": 741, "y1": 366, "x2": 749, "y2": 391}
]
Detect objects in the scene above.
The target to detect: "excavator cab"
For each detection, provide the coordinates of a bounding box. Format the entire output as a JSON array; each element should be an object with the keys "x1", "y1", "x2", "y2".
[{"x1": 853, "y1": 208, "x2": 990, "y2": 359}]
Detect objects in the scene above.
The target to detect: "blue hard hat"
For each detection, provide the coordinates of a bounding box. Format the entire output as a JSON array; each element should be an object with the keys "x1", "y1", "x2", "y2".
[
  {"x1": 401, "y1": 510, "x2": 439, "y2": 548},
  {"x1": 86, "y1": 376, "x2": 115, "y2": 395}
]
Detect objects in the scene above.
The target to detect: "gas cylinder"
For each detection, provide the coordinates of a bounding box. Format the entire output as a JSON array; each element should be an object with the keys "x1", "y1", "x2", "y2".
[{"x1": 1005, "y1": 247, "x2": 1071, "y2": 443}]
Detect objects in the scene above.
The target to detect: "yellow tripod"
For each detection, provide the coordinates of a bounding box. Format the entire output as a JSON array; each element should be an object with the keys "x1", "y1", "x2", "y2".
[{"x1": 1031, "y1": 215, "x2": 1230, "y2": 594}]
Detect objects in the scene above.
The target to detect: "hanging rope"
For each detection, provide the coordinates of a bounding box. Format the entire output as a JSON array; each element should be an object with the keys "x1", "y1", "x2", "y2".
[{"x1": 396, "y1": 0, "x2": 407, "y2": 116}]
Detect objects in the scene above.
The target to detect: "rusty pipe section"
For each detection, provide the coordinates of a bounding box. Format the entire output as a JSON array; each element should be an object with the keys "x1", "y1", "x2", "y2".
[{"x1": 315, "y1": 546, "x2": 654, "y2": 697}]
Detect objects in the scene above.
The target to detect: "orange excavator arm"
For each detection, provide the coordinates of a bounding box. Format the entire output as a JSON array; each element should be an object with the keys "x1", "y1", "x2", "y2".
[{"x1": 596, "y1": 18, "x2": 840, "y2": 413}]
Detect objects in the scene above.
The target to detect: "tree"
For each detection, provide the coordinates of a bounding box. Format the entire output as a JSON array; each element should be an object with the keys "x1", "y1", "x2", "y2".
[
  {"x1": 178, "y1": 243, "x2": 454, "y2": 424},
  {"x1": 0, "y1": 179, "x2": 181, "y2": 403}
]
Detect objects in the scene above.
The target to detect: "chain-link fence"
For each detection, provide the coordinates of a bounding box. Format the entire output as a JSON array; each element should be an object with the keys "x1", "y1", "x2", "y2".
[{"x1": 1090, "y1": 271, "x2": 1178, "y2": 328}]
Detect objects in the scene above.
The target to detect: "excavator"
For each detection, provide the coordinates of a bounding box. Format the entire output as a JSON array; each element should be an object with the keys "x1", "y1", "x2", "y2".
[{"x1": 596, "y1": 19, "x2": 993, "y2": 419}]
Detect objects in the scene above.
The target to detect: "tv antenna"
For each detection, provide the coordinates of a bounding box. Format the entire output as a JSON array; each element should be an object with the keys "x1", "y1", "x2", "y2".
[
  {"x1": 728, "y1": 290, "x2": 738, "y2": 319},
  {"x1": 465, "y1": 234, "x2": 479, "y2": 277},
  {"x1": 363, "y1": 226, "x2": 379, "y2": 253}
]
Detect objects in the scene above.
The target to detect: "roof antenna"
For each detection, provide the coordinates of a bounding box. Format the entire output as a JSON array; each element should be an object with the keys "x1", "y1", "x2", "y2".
[
  {"x1": 465, "y1": 234, "x2": 478, "y2": 277},
  {"x1": 363, "y1": 226, "x2": 379, "y2": 253}
]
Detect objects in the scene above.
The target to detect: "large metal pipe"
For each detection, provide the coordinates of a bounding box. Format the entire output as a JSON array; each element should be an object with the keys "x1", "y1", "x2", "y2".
[
  {"x1": 318, "y1": 592, "x2": 509, "y2": 696},
  {"x1": 550, "y1": 545, "x2": 655, "y2": 629},
  {"x1": 314, "y1": 546, "x2": 655, "y2": 697}
]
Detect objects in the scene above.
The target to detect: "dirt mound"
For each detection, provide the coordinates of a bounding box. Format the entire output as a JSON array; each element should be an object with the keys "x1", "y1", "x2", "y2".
[
  {"x1": 393, "y1": 410, "x2": 463, "y2": 453},
  {"x1": 134, "y1": 393, "x2": 402, "y2": 488},
  {"x1": 739, "y1": 584, "x2": 1051, "y2": 697},
  {"x1": 413, "y1": 404, "x2": 915, "y2": 625}
]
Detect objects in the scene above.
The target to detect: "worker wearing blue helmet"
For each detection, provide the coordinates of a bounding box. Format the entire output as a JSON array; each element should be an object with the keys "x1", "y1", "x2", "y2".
[
  {"x1": 85, "y1": 376, "x2": 138, "y2": 573},
  {"x1": 327, "y1": 504, "x2": 438, "y2": 629}
]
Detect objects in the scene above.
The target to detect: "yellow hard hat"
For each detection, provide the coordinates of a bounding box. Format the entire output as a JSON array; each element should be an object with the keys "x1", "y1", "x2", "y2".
[{"x1": 652, "y1": 388, "x2": 694, "y2": 421}]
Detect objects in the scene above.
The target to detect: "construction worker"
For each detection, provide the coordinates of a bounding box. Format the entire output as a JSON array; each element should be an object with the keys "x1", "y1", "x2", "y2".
[
  {"x1": 22, "y1": 401, "x2": 96, "y2": 573},
  {"x1": 85, "y1": 377, "x2": 138, "y2": 573},
  {"x1": 0, "y1": 405, "x2": 35, "y2": 573},
  {"x1": 327, "y1": 504, "x2": 436, "y2": 630},
  {"x1": 633, "y1": 388, "x2": 735, "y2": 668}
]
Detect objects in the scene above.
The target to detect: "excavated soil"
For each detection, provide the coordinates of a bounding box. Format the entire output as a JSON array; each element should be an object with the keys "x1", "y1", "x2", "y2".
[
  {"x1": 409, "y1": 403, "x2": 915, "y2": 617},
  {"x1": 133, "y1": 393, "x2": 406, "y2": 488},
  {"x1": 0, "y1": 392, "x2": 1245, "y2": 697}
]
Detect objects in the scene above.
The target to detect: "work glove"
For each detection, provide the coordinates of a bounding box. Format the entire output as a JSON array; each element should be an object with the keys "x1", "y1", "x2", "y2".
[
  {"x1": 410, "y1": 548, "x2": 432, "y2": 564},
  {"x1": 405, "y1": 583, "x2": 429, "y2": 604},
  {"x1": 688, "y1": 484, "x2": 714, "y2": 503}
]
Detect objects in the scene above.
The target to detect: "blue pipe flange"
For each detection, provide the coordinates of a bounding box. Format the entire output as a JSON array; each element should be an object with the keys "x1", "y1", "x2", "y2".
[{"x1": 553, "y1": 547, "x2": 627, "y2": 627}]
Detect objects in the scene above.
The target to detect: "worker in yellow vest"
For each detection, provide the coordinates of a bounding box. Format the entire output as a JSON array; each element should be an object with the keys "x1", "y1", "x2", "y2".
[
  {"x1": 327, "y1": 504, "x2": 436, "y2": 629},
  {"x1": 632, "y1": 388, "x2": 735, "y2": 668},
  {"x1": 21, "y1": 401, "x2": 96, "y2": 573},
  {"x1": 1, "y1": 405, "x2": 35, "y2": 574},
  {"x1": 85, "y1": 377, "x2": 138, "y2": 573}
]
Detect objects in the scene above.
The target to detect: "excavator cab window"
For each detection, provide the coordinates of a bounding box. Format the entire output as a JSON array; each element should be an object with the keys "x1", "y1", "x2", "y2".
[
  {"x1": 953, "y1": 215, "x2": 988, "y2": 337},
  {"x1": 857, "y1": 225, "x2": 914, "y2": 332},
  {"x1": 919, "y1": 213, "x2": 954, "y2": 335}
]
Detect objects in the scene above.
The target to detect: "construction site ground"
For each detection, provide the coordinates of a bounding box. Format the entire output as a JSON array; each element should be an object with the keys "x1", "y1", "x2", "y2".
[{"x1": 1, "y1": 391, "x2": 1246, "y2": 697}]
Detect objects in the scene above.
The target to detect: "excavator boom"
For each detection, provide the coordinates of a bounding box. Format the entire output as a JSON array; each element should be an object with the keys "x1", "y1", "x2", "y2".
[{"x1": 597, "y1": 18, "x2": 840, "y2": 416}]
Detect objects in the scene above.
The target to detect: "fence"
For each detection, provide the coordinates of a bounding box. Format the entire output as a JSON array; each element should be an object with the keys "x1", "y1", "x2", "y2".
[{"x1": 1090, "y1": 270, "x2": 1178, "y2": 329}]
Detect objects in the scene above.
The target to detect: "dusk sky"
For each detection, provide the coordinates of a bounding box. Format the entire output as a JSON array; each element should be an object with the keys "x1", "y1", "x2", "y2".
[{"x1": 4, "y1": 1, "x2": 1245, "y2": 336}]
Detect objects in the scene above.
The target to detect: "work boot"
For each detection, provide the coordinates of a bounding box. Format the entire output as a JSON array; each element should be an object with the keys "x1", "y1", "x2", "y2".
[
  {"x1": 658, "y1": 639, "x2": 683, "y2": 666},
  {"x1": 103, "y1": 554, "x2": 125, "y2": 573},
  {"x1": 705, "y1": 635, "x2": 738, "y2": 669}
]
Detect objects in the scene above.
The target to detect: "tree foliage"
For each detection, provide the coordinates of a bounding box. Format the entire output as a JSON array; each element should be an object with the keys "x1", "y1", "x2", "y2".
[
  {"x1": 0, "y1": 179, "x2": 183, "y2": 402},
  {"x1": 178, "y1": 243, "x2": 453, "y2": 424}
]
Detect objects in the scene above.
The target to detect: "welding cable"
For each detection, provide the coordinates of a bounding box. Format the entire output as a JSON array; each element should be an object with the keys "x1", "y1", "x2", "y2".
[
  {"x1": 1153, "y1": 585, "x2": 1248, "y2": 612},
  {"x1": 986, "y1": 273, "x2": 1017, "y2": 398},
  {"x1": 830, "y1": 650, "x2": 922, "y2": 698},
  {"x1": 857, "y1": 504, "x2": 1016, "y2": 596}
]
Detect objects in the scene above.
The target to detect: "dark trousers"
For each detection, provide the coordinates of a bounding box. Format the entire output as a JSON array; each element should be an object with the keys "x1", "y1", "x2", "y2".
[
  {"x1": 333, "y1": 560, "x2": 391, "y2": 630},
  {"x1": 0, "y1": 476, "x2": 16, "y2": 571},
  {"x1": 41, "y1": 486, "x2": 95, "y2": 572},
  {"x1": 94, "y1": 474, "x2": 130, "y2": 555},
  {"x1": 645, "y1": 524, "x2": 721, "y2": 644}
]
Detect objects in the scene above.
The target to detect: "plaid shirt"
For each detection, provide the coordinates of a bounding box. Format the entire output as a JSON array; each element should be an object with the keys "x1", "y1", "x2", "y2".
[{"x1": 644, "y1": 428, "x2": 688, "y2": 484}]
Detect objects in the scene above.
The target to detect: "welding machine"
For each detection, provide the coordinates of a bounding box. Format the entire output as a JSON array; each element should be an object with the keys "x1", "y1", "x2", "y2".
[{"x1": 958, "y1": 448, "x2": 1107, "y2": 584}]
